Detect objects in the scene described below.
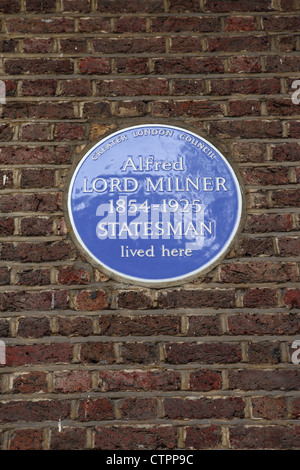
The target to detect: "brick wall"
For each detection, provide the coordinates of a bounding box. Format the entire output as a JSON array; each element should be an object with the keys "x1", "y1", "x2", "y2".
[{"x1": 0, "y1": 0, "x2": 300, "y2": 451}]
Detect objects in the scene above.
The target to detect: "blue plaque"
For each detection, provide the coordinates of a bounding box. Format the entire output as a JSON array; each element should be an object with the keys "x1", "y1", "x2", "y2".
[{"x1": 68, "y1": 124, "x2": 242, "y2": 285}]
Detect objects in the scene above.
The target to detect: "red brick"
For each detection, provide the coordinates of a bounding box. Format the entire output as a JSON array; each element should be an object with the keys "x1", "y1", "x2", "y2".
[
  {"x1": 228, "y1": 369, "x2": 300, "y2": 390},
  {"x1": 98, "y1": 370, "x2": 181, "y2": 392},
  {"x1": 50, "y1": 428, "x2": 87, "y2": 450},
  {"x1": 164, "y1": 397, "x2": 245, "y2": 419},
  {"x1": 5, "y1": 58, "x2": 73, "y2": 75},
  {"x1": 11, "y1": 372, "x2": 47, "y2": 394},
  {"x1": 78, "y1": 58, "x2": 110, "y2": 75},
  {"x1": 115, "y1": 58, "x2": 149, "y2": 74},
  {"x1": 53, "y1": 371, "x2": 92, "y2": 393},
  {"x1": 266, "y1": 98, "x2": 300, "y2": 116},
  {"x1": 220, "y1": 262, "x2": 298, "y2": 284},
  {"x1": 3, "y1": 102, "x2": 75, "y2": 120},
  {"x1": 185, "y1": 425, "x2": 222, "y2": 449},
  {"x1": 94, "y1": 425, "x2": 177, "y2": 450},
  {"x1": 283, "y1": 289, "x2": 300, "y2": 309},
  {"x1": 165, "y1": 342, "x2": 242, "y2": 364},
  {"x1": 209, "y1": 120, "x2": 282, "y2": 139},
  {"x1": 204, "y1": 0, "x2": 273, "y2": 11},
  {"x1": 157, "y1": 288, "x2": 236, "y2": 309},
  {"x1": 82, "y1": 102, "x2": 111, "y2": 118},
  {"x1": 120, "y1": 342, "x2": 159, "y2": 364},
  {"x1": 151, "y1": 16, "x2": 220, "y2": 32},
  {"x1": 21, "y1": 80, "x2": 56, "y2": 96},
  {"x1": 0, "y1": 193, "x2": 62, "y2": 213},
  {"x1": 6, "y1": 343, "x2": 73, "y2": 366},
  {"x1": 0, "y1": 400, "x2": 70, "y2": 423},
  {"x1": 99, "y1": 315, "x2": 180, "y2": 336},
  {"x1": 229, "y1": 425, "x2": 300, "y2": 449},
  {"x1": 57, "y1": 316, "x2": 94, "y2": 337},
  {"x1": 189, "y1": 370, "x2": 222, "y2": 391},
  {"x1": 0, "y1": 290, "x2": 68, "y2": 312},
  {"x1": 18, "y1": 268, "x2": 51, "y2": 287},
  {"x1": 114, "y1": 101, "x2": 147, "y2": 118},
  {"x1": 265, "y1": 56, "x2": 300, "y2": 72},
  {"x1": 207, "y1": 35, "x2": 270, "y2": 52},
  {"x1": 95, "y1": 78, "x2": 167, "y2": 96},
  {"x1": 0, "y1": 268, "x2": 11, "y2": 286},
  {"x1": 54, "y1": 123, "x2": 86, "y2": 141},
  {"x1": 252, "y1": 397, "x2": 287, "y2": 419},
  {"x1": 229, "y1": 56, "x2": 261, "y2": 73},
  {"x1": 187, "y1": 315, "x2": 222, "y2": 336},
  {"x1": 288, "y1": 121, "x2": 300, "y2": 138},
  {"x1": 226, "y1": 16, "x2": 256, "y2": 31},
  {"x1": 20, "y1": 217, "x2": 54, "y2": 236},
  {"x1": 271, "y1": 189, "x2": 300, "y2": 208},
  {"x1": 0, "y1": 170, "x2": 13, "y2": 189},
  {"x1": 78, "y1": 18, "x2": 110, "y2": 32},
  {"x1": 17, "y1": 317, "x2": 51, "y2": 338},
  {"x1": 23, "y1": 38, "x2": 54, "y2": 53},
  {"x1": 228, "y1": 313, "x2": 300, "y2": 335},
  {"x1": 154, "y1": 57, "x2": 224, "y2": 74},
  {"x1": 169, "y1": 0, "x2": 201, "y2": 12},
  {"x1": 57, "y1": 266, "x2": 91, "y2": 285},
  {"x1": 247, "y1": 341, "x2": 281, "y2": 364},
  {"x1": 172, "y1": 78, "x2": 204, "y2": 95},
  {"x1": 97, "y1": 0, "x2": 164, "y2": 12},
  {"x1": 241, "y1": 166, "x2": 289, "y2": 185},
  {"x1": 117, "y1": 290, "x2": 152, "y2": 309},
  {"x1": 63, "y1": 0, "x2": 91, "y2": 12},
  {"x1": 170, "y1": 36, "x2": 203, "y2": 53},
  {"x1": 0, "y1": 124, "x2": 14, "y2": 141},
  {"x1": 9, "y1": 429, "x2": 43, "y2": 450},
  {"x1": 210, "y1": 78, "x2": 280, "y2": 96},
  {"x1": 59, "y1": 79, "x2": 92, "y2": 96},
  {"x1": 0, "y1": 0, "x2": 20, "y2": 13},
  {"x1": 263, "y1": 15, "x2": 300, "y2": 30},
  {"x1": 74, "y1": 290, "x2": 108, "y2": 311},
  {"x1": 6, "y1": 18, "x2": 74, "y2": 33},
  {"x1": 119, "y1": 398, "x2": 157, "y2": 420},
  {"x1": 0, "y1": 40, "x2": 17, "y2": 52},
  {"x1": 80, "y1": 342, "x2": 115, "y2": 364},
  {"x1": 59, "y1": 38, "x2": 88, "y2": 53},
  {"x1": 26, "y1": 0, "x2": 55, "y2": 11},
  {"x1": 238, "y1": 237, "x2": 274, "y2": 257},
  {"x1": 114, "y1": 17, "x2": 146, "y2": 33},
  {"x1": 0, "y1": 242, "x2": 73, "y2": 262},
  {"x1": 245, "y1": 213, "x2": 292, "y2": 233},
  {"x1": 243, "y1": 288, "x2": 278, "y2": 308},
  {"x1": 277, "y1": 236, "x2": 300, "y2": 256},
  {"x1": 228, "y1": 99, "x2": 261, "y2": 116},
  {"x1": 20, "y1": 123, "x2": 50, "y2": 142},
  {"x1": 77, "y1": 398, "x2": 114, "y2": 421}
]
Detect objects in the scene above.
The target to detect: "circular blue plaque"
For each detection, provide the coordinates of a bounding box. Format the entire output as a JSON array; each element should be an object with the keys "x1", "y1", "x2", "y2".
[{"x1": 68, "y1": 124, "x2": 242, "y2": 285}]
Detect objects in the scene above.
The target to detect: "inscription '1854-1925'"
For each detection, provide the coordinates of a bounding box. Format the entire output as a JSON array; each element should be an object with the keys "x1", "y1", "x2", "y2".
[{"x1": 68, "y1": 124, "x2": 242, "y2": 285}]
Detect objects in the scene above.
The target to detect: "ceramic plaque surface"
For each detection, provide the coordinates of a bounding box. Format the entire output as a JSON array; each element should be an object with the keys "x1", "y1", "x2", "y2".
[{"x1": 68, "y1": 124, "x2": 242, "y2": 285}]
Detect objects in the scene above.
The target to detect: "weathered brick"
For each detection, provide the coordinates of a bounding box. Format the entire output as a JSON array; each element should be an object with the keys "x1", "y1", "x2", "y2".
[
  {"x1": 229, "y1": 425, "x2": 300, "y2": 449},
  {"x1": 6, "y1": 344, "x2": 73, "y2": 366},
  {"x1": 99, "y1": 314, "x2": 180, "y2": 336},
  {"x1": 77, "y1": 398, "x2": 114, "y2": 421},
  {"x1": 80, "y1": 342, "x2": 115, "y2": 364},
  {"x1": 53, "y1": 371, "x2": 92, "y2": 393},
  {"x1": 74, "y1": 290, "x2": 108, "y2": 311},
  {"x1": 157, "y1": 288, "x2": 236, "y2": 309},
  {"x1": 252, "y1": 397, "x2": 287, "y2": 419},
  {"x1": 11, "y1": 372, "x2": 47, "y2": 394},
  {"x1": 151, "y1": 16, "x2": 220, "y2": 32},
  {"x1": 228, "y1": 313, "x2": 300, "y2": 335},
  {"x1": 98, "y1": 370, "x2": 181, "y2": 392},
  {"x1": 228, "y1": 369, "x2": 300, "y2": 390},
  {"x1": 8, "y1": 429, "x2": 43, "y2": 450},
  {"x1": 165, "y1": 342, "x2": 242, "y2": 364},
  {"x1": 220, "y1": 262, "x2": 299, "y2": 284},
  {"x1": 119, "y1": 398, "x2": 158, "y2": 420},
  {"x1": 94, "y1": 425, "x2": 177, "y2": 450},
  {"x1": 184, "y1": 425, "x2": 222, "y2": 449},
  {"x1": 0, "y1": 400, "x2": 70, "y2": 423},
  {"x1": 189, "y1": 370, "x2": 222, "y2": 391},
  {"x1": 50, "y1": 428, "x2": 87, "y2": 450},
  {"x1": 17, "y1": 316, "x2": 51, "y2": 338},
  {"x1": 164, "y1": 397, "x2": 245, "y2": 419}
]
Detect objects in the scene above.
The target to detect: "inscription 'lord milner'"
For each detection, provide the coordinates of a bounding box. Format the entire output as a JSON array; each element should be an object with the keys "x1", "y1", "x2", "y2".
[{"x1": 83, "y1": 155, "x2": 228, "y2": 193}]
